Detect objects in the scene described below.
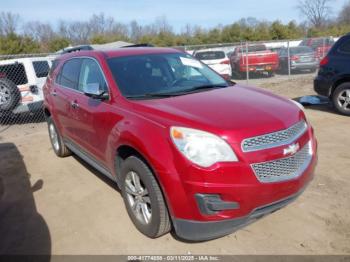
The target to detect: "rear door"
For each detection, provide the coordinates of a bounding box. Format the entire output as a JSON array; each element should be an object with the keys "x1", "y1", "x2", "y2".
[{"x1": 52, "y1": 58, "x2": 82, "y2": 140}]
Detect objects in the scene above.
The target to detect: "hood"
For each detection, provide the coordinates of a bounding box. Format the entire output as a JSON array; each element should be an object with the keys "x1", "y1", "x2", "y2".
[{"x1": 130, "y1": 85, "x2": 304, "y2": 143}]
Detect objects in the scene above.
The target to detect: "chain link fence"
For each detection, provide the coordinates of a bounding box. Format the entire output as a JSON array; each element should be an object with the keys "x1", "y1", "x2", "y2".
[
  {"x1": 0, "y1": 36, "x2": 339, "y2": 142},
  {"x1": 0, "y1": 53, "x2": 56, "y2": 141},
  {"x1": 182, "y1": 36, "x2": 337, "y2": 82}
]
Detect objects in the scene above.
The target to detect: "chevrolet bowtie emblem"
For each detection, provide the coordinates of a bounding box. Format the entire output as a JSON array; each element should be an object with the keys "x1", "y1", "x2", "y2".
[{"x1": 283, "y1": 143, "x2": 300, "y2": 156}]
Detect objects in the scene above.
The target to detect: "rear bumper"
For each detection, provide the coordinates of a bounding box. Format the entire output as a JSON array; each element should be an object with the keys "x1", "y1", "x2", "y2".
[
  {"x1": 314, "y1": 75, "x2": 332, "y2": 97},
  {"x1": 173, "y1": 185, "x2": 307, "y2": 241},
  {"x1": 239, "y1": 64, "x2": 278, "y2": 73},
  {"x1": 291, "y1": 62, "x2": 318, "y2": 70}
]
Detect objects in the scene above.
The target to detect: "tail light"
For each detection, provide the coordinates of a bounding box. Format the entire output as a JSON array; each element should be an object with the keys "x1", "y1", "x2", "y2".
[
  {"x1": 319, "y1": 56, "x2": 329, "y2": 66},
  {"x1": 220, "y1": 59, "x2": 230, "y2": 65},
  {"x1": 291, "y1": 55, "x2": 300, "y2": 61}
]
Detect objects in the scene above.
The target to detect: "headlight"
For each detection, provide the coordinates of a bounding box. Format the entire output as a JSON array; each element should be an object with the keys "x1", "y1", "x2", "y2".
[
  {"x1": 291, "y1": 99, "x2": 305, "y2": 112},
  {"x1": 170, "y1": 127, "x2": 238, "y2": 167}
]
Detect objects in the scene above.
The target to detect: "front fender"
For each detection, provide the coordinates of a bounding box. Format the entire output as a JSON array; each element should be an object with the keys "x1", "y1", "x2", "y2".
[{"x1": 106, "y1": 114, "x2": 188, "y2": 217}]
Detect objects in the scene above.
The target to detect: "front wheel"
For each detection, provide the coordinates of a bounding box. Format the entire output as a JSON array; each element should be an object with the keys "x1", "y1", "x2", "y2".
[
  {"x1": 121, "y1": 156, "x2": 171, "y2": 238},
  {"x1": 47, "y1": 117, "x2": 72, "y2": 157},
  {"x1": 332, "y1": 83, "x2": 350, "y2": 116}
]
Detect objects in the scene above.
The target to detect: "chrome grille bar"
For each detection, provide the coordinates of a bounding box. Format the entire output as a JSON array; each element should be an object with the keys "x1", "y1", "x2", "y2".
[
  {"x1": 251, "y1": 141, "x2": 312, "y2": 183},
  {"x1": 242, "y1": 120, "x2": 308, "y2": 152}
]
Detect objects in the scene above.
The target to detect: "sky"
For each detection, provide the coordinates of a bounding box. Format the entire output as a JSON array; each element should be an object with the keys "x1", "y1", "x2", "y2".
[{"x1": 2, "y1": 0, "x2": 347, "y2": 32}]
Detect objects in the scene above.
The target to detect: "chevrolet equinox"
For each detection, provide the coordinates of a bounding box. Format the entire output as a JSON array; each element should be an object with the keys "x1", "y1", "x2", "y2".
[{"x1": 43, "y1": 47, "x2": 317, "y2": 241}]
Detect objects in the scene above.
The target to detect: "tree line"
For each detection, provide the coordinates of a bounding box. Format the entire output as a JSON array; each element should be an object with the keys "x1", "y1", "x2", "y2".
[{"x1": 0, "y1": 0, "x2": 349, "y2": 54}]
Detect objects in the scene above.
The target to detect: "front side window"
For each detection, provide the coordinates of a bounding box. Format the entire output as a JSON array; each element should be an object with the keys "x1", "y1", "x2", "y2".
[
  {"x1": 107, "y1": 53, "x2": 228, "y2": 99},
  {"x1": 57, "y1": 59, "x2": 82, "y2": 90},
  {"x1": 78, "y1": 59, "x2": 107, "y2": 93}
]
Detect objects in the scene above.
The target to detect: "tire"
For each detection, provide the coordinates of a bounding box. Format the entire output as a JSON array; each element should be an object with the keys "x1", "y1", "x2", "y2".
[
  {"x1": 0, "y1": 78, "x2": 21, "y2": 112},
  {"x1": 121, "y1": 156, "x2": 171, "y2": 238},
  {"x1": 332, "y1": 83, "x2": 350, "y2": 116},
  {"x1": 47, "y1": 117, "x2": 72, "y2": 157}
]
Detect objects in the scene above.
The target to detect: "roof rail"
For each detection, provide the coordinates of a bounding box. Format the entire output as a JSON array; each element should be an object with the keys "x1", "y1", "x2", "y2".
[
  {"x1": 59, "y1": 45, "x2": 93, "y2": 54},
  {"x1": 122, "y1": 43, "x2": 155, "y2": 48}
]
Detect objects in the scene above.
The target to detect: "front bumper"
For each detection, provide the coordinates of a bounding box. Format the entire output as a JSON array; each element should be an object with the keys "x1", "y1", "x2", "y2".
[
  {"x1": 165, "y1": 128, "x2": 317, "y2": 241},
  {"x1": 314, "y1": 75, "x2": 332, "y2": 97},
  {"x1": 173, "y1": 185, "x2": 307, "y2": 241}
]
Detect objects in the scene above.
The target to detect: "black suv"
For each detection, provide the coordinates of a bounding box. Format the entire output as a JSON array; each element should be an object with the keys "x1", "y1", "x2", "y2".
[{"x1": 314, "y1": 33, "x2": 350, "y2": 116}]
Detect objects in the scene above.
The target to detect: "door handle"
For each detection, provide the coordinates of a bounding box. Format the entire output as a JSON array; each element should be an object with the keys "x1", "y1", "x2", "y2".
[
  {"x1": 51, "y1": 91, "x2": 57, "y2": 96},
  {"x1": 71, "y1": 101, "x2": 79, "y2": 109}
]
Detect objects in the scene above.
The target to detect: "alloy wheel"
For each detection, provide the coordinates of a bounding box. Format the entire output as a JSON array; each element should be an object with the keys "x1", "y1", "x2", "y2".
[
  {"x1": 49, "y1": 123, "x2": 60, "y2": 152},
  {"x1": 0, "y1": 85, "x2": 10, "y2": 106},
  {"x1": 337, "y1": 89, "x2": 350, "y2": 111},
  {"x1": 125, "y1": 171, "x2": 152, "y2": 225}
]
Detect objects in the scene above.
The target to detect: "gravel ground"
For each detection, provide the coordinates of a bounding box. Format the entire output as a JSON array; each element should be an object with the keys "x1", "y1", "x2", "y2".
[{"x1": 0, "y1": 73, "x2": 349, "y2": 255}]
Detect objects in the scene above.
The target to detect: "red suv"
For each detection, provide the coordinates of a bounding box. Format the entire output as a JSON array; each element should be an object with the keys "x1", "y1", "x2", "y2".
[{"x1": 43, "y1": 47, "x2": 317, "y2": 241}]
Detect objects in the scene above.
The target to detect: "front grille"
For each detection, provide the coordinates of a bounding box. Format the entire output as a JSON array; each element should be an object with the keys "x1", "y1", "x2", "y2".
[
  {"x1": 242, "y1": 120, "x2": 308, "y2": 152},
  {"x1": 251, "y1": 141, "x2": 312, "y2": 183}
]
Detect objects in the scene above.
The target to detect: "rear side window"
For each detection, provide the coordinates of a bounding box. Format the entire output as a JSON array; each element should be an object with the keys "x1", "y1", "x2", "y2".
[
  {"x1": 0, "y1": 63, "x2": 28, "y2": 85},
  {"x1": 338, "y1": 39, "x2": 350, "y2": 54},
  {"x1": 57, "y1": 59, "x2": 82, "y2": 90},
  {"x1": 33, "y1": 61, "x2": 50, "y2": 78},
  {"x1": 195, "y1": 51, "x2": 225, "y2": 60}
]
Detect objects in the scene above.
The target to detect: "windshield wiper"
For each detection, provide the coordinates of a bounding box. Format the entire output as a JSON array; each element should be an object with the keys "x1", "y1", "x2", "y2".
[
  {"x1": 185, "y1": 84, "x2": 229, "y2": 93},
  {"x1": 125, "y1": 93, "x2": 180, "y2": 99},
  {"x1": 125, "y1": 84, "x2": 229, "y2": 100}
]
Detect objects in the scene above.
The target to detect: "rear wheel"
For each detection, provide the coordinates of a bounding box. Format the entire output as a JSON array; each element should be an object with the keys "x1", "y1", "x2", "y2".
[
  {"x1": 332, "y1": 83, "x2": 350, "y2": 116},
  {"x1": 121, "y1": 156, "x2": 171, "y2": 238},
  {"x1": 0, "y1": 79, "x2": 20, "y2": 112},
  {"x1": 47, "y1": 117, "x2": 72, "y2": 157}
]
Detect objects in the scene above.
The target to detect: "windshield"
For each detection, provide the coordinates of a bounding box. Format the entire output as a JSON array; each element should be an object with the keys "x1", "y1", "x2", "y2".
[
  {"x1": 107, "y1": 53, "x2": 228, "y2": 99},
  {"x1": 195, "y1": 51, "x2": 226, "y2": 60}
]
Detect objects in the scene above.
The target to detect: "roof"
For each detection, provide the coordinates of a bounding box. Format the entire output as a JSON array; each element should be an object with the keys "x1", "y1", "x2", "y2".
[
  {"x1": 91, "y1": 41, "x2": 134, "y2": 50},
  {"x1": 56, "y1": 41, "x2": 135, "y2": 54},
  {"x1": 58, "y1": 47, "x2": 182, "y2": 60}
]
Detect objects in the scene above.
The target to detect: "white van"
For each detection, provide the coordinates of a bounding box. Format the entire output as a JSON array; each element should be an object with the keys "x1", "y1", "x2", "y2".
[{"x1": 0, "y1": 57, "x2": 52, "y2": 114}]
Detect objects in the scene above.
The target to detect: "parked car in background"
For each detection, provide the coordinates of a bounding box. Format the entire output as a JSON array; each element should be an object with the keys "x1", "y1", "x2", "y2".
[
  {"x1": 314, "y1": 33, "x2": 350, "y2": 116},
  {"x1": 278, "y1": 46, "x2": 318, "y2": 73},
  {"x1": 0, "y1": 57, "x2": 52, "y2": 114},
  {"x1": 194, "y1": 50, "x2": 232, "y2": 80},
  {"x1": 44, "y1": 47, "x2": 317, "y2": 241},
  {"x1": 229, "y1": 44, "x2": 279, "y2": 78},
  {"x1": 299, "y1": 37, "x2": 335, "y2": 61}
]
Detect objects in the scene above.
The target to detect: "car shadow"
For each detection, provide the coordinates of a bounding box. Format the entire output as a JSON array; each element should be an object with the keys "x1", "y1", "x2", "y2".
[
  {"x1": 292, "y1": 96, "x2": 341, "y2": 116},
  {"x1": 72, "y1": 155, "x2": 120, "y2": 193},
  {"x1": 0, "y1": 143, "x2": 51, "y2": 258}
]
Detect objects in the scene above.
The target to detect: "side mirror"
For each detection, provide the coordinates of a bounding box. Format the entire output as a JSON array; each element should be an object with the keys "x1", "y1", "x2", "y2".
[{"x1": 83, "y1": 83, "x2": 108, "y2": 100}]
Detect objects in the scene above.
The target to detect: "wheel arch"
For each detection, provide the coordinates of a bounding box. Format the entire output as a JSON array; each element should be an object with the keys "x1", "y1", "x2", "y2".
[
  {"x1": 43, "y1": 107, "x2": 51, "y2": 118},
  {"x1": 331, "y1": 76, "x2": 350, "y2": 96},
  {"x1": 114, "y1": 143, "x2": 175, "y2": 217}
]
